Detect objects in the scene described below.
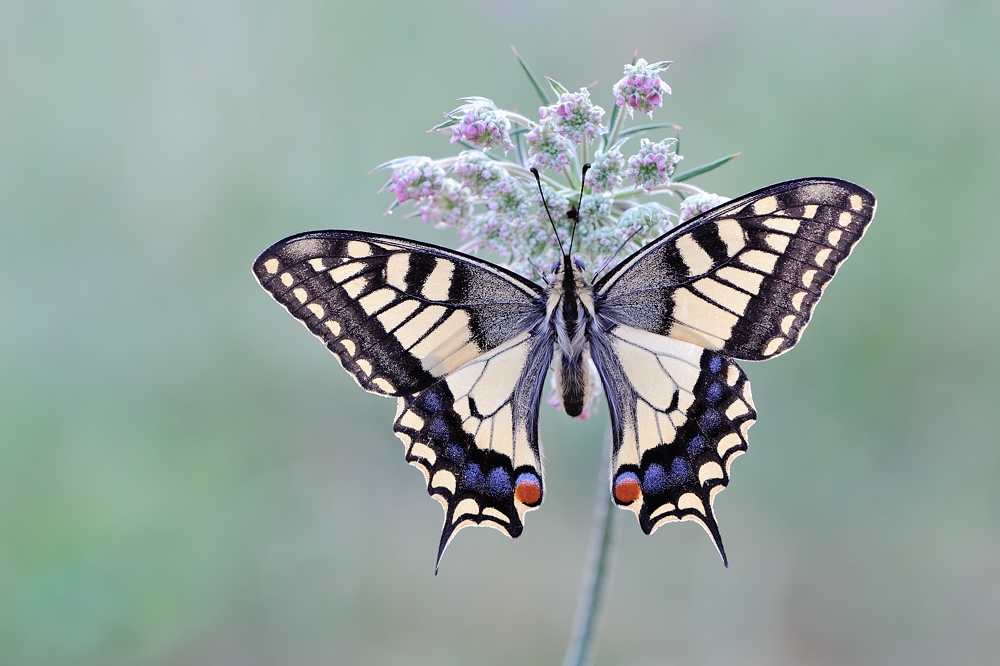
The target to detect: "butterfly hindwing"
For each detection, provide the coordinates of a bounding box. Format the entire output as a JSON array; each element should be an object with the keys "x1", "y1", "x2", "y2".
[
  {"x1": 392, "y1": 332, "x2": 553, "y2": 569},
  {"x1": 253, "y1": 230, "x2": 544, "y2": 397},
  {"x1": 591, "y1": 325, "x2": 756, "y2": 563},
  {"x1": 595, "y1": 178, "x2": 876, "y2": 360}
]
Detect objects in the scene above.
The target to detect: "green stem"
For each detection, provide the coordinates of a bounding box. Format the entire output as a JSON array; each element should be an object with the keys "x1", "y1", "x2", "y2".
[{"x1": 563, "y1": 428, "x2": 620, "y2": 666}]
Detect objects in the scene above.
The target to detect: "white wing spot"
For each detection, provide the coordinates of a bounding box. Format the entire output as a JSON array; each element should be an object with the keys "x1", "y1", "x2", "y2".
[
  {"x1": 791, "y1": 291, "x2": 807, "y2": 311},
  {"x1": 726, "y1": 364, "x2": 740, "y2": 387},
  {"x1": 765, "y1": 233, "x2": 790, "y2": 253},
  {"x1": 359, "y1": 288, "x2": 396, "y2": 315},
  {"x1": 717, "y1": 433, "x2": 742, "y2": 456},
  {"x1": 752, "y1": 196, "x2": 778, "y2": 215},
  {"x1": 802, "y1": 270, "x2": 817, "y2": 288},
  {"x1": 455, "y1": 498, "x2": 480, "y2": 519},
  {"x1": 698, "y1": 462, "x2": 724, "y2": 485},
  {"x1": 306, "y1": 303, "x2": 325, "y2": 319},
  {"x1": 715, "y1": 219, "x2": 746, "y2": 256},
  {"x1": 280, "y1": 272, "x2": 294, "y2": 287},
  {"x1": 341, "y1": 339, "x2": 356, "y2": 356},
  {"x1": 850, "y1": 194, "x2": 863, "y2": 211},
  {"x1": 725, "y1": 399, "x2": 749, "y2": 419},
  {"x1": 740, "y1": 250, "x2": 779, "y2": 273},
  {"x1": 678, "y1": 493, "x2": 705, "y2": 513},
  {"x1": 762, "y1": 337, "x2": 784, "y2": 356},
  {"x1": 431, "y1": 470, "x2": 456, "y2": 493},
  {"x1": 780, "y1": 314, "x2": 796, "y2": 334},
  {"x1": 342, "y1": 276, "x2": 368, "y2": 298},
  {"x1": 762, "y1": 217, "x2": 800, "y2": 233},
  {"x1": 308, "y1": 258, "x2": 326, "y2": 271},
  {"x1": 815, "y1": 248, "x2": 832, "y2": 267},
  {"x1": 324, "y1": 320, "x2": 341, "y2": 336},
  {"x1": 802, "y1": 204, "x2": 819, "y2": 219},
  {"x1": 716, "y1": 267, "x2": 764, "y2": 295},
  {"x1": 675, "y1": 235, "x2": 715, "y2": 276},
  {"x1": 329, "y1": 262, "x2": 366, "y2": 283},
  {"x1": 385, "y1": 252, "x2": 410, "y2": 291},
  {"x1": 421, "y1": 258, "x2": 455, "y2": 301},
  {"x1": 293, "y1": 288, "x2": 308, "y2": 304},
  {"x1": 828, "y1": 229, "x2": 843, "y2": 246},
  {"x1": 838, "y1": 211, "x2": 853, "y2": 227},
  {"x1": 399, "y1": 410, "x2": 424, "y2": 430},
  {"x1": 357, "y1": 359, "x2": 372, "y2": 376},
  {"x1": 263, "y1": 258, "x2": 280, "y2": 274},
  {"x1": 373, "y1": 378, "x2": 396, "y2": 393},
  {"x1": 347, "y1": 241, "x2": 371, "y2": 258}
]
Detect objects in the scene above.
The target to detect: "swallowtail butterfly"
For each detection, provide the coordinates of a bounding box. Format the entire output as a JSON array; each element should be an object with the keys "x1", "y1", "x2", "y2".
[{"x1": 253, "y1": 178, "x2": 875, "y2": 569}]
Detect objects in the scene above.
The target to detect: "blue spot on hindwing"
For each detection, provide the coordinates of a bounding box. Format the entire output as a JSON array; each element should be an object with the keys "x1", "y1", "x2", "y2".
[
  {"x1": 463, "y1": 463, "x2": 484, "y2": 490},
  {"x1": 705, "y1": 382, "x2": 723, "y2": 404},
  {"x1": 699, "y1": 410, "x2": 720, "y2": 431},
  {"x1": 485, "y1": 467, "x2": 512, "y2": 498},
  {"x1": 444, "y1": 443, "x2": 464, "y2": 463},
  {"x1": 643, "y1": 463, "x2": 668, "y2": 493},
  {"x1": 421, "y1": 392, "x2": 442, "y2": 411},
  {"x1": 668, "y1": 458, "x2": 693, "y2": 486},
  {"x1": 709, "y1": 355, "x2": 723, "y2": 374},
  {"x1": 687, "y1": 435, "x2": 706, "y2": 457},
  {"x1": 429, "y1": 417, "x2": 450, "y2": 440}
]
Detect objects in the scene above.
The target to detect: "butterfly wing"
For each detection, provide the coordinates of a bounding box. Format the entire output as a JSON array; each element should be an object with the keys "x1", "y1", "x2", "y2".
[
  {"x1": 591, "y1": 178, "x2": 875, "y2": 562},
  {"x1": 594, "y1": 178, "x2": 876, "y2": 359},
  {"x1": 253, "y1": 231, "x2": 550, "y2": 567}
]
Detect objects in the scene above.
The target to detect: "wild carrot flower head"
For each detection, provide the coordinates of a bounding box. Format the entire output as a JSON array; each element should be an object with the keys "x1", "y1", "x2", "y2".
[{"x1": 374, "y1": 51, "x2": 738, "y2": 417}]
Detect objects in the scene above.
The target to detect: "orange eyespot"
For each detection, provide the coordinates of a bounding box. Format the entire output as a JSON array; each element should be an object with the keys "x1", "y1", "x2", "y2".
[
  {"x1": 614, "y1": 473, "x2": 641, "y2": 504},
  {"x1": 514, "y1": 473, "x2": 542, "y2": 506}
]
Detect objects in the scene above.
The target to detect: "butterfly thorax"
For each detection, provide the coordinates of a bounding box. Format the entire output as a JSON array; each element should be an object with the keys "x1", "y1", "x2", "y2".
[{"x1": 546, "y1": 257, "x2": 596, "y2": 417}]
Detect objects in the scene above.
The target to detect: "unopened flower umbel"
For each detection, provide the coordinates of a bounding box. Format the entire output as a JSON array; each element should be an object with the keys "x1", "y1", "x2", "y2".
[{"x1": 373, "y1": 53, "x2": 738, "y2": 417}]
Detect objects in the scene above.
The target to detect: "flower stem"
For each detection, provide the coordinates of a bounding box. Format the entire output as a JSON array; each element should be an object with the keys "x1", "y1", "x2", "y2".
[{"x1": 563, "y1": 428, "x2": 620, "y2": 666}]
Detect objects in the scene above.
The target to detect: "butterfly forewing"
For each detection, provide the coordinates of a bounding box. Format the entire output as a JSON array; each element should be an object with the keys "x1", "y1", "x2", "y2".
[
  {"x1": 253, "y1": 231, "x2": 544, "y2": 396},
  {"x1": 595, "y1": 178, "x2": 876, "y2": 359}
]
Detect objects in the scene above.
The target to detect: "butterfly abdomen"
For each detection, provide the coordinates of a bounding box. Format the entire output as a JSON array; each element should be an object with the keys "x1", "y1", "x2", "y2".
[{"x1": 550, "y1": 261, "x2": 596, "y2": 417}]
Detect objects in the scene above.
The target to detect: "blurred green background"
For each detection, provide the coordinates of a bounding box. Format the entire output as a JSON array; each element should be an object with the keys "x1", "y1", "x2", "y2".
[{"x1": 2, "y1": 1, "x2": 999, "y2": 664}]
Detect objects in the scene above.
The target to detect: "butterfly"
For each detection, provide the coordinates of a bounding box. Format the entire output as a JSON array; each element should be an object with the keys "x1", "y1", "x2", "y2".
[{"x1": 253, "y1": 177, "x2": 875, "y2": 570}]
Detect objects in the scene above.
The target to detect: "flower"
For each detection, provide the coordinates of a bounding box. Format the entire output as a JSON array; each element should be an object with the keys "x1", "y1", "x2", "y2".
[
  {"x1": 452, "y1": 150, "x2": 514, "y2": 198},
  {"x1": 445, "y1": 98, "x2": 514, "y2": 152},
  {"x1": 612, "y1": 58, "x2": 672, "y2": 118},
  {"x1": 679, "y1": 192, "x2": 730, "y2": 222},
  {"x1": 418, "y1": 178, "x2": 474, "y2": 228},
  {"x1": 618, "y1": 202, "x2": 677, "y2": 236},
  {"x1": 384, "y1": 157, "x2": 445, "y2": 204},
  {"x1": 539, "y1": 89, "x2": 606, "y2": 145},
  {"x1": 577, "y1": 193, "x2": 613, "y2": 230},
  {"x1": 525, "y1": 118, "x2": 575, "y2": 171},
  {"x1": 585, "y1": 146, "x2": 625, "y2": 193},
  {"x1": 625, "y1": 138, "x2": 682, "y2": 191}
]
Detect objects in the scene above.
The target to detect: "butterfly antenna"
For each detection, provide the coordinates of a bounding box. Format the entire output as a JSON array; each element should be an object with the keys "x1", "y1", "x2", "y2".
[
  {"x1": 567, "y1": 163, "x2": 591, "y2": 258},
  {"x1": 592, "y1": 225, "x2": 642, "y2": 281},
  {"x1": 530, "y1": 168, "x2": 566, "y2": 257}
]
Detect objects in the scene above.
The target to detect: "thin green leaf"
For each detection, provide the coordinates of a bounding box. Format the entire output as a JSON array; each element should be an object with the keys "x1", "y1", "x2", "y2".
[
  {"x1": 545, "y1": 76, "x2": 570, "y2": 97},
  {"x1": 511, "y1": 46, "x2": 550, "y2": 105},
  {"x1": 428, "y1": 117, "x2": 459, "y2": 132},
  {"x1": 673, "y1": 152, "x2": 741, "y2": 182},
  {"x1": 617, "y1": 122, "x2": 681, "y2": 139}
]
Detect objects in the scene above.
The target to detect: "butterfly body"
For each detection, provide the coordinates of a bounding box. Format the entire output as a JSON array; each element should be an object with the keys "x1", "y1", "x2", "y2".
[{"x1": 254, "y1": 178, "x2": 876, "y2": 569}]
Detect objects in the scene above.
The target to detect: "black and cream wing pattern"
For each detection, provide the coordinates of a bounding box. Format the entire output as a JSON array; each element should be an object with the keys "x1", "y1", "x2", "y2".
[
  {"x1": 253, "y1": 232, "x2": 552, "y2": 567},
  {"x1": 590, "y1": 178, "x2": 875, "y2": 563},
  {"x1": 254, "y1": 177, "x2": 875, "y2": 568}
]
